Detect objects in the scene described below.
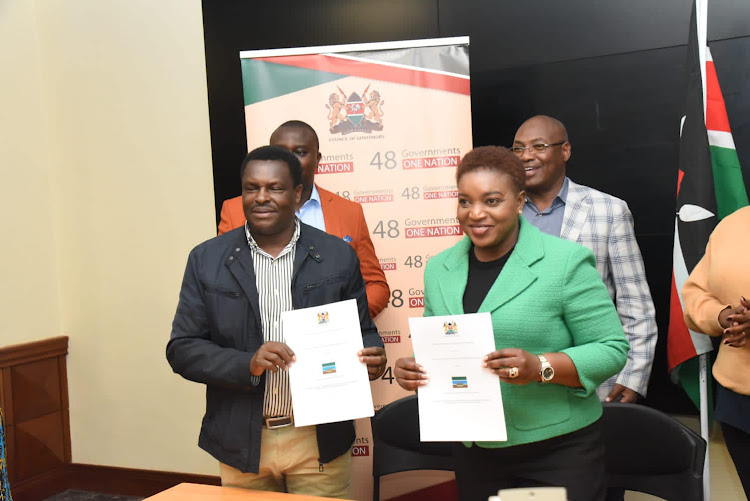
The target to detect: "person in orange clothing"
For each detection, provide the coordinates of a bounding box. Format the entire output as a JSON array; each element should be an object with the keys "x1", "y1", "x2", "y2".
[
  {"x1": 682, "y1": 205, "x2": 750, "y2": 497},
  {"x1": 218, "y1": 120, "x2": 390, "y2": 319}
]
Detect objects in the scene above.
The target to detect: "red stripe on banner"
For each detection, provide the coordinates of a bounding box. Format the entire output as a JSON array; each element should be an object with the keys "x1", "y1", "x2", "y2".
[
  {"x1": 676, "y1": 169, "x2": 685, "y2": 196},
  {"x1": 705, "y1": 60, "x2": 731, "y2": 133},
  {"x1": 667, "y1": 273, "x2": 698, "y2": 372},
  {"x1": 255, "y1": 55, "x2": 471, "y2": 95}
]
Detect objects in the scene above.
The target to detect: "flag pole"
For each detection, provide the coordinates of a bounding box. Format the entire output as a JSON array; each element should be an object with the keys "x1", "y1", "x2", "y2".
[
  {"x1": 696, "y1": 0, "x2": 710, "y2": 499},
  {"x1": 699, "y1": 352, "x2": 710, "y2": 501}
]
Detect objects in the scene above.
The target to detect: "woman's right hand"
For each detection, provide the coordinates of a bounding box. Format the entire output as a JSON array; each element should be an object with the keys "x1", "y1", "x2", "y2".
[
  {"x1": 394, "y1": 357, "x2": 428, "y2": 391},
  {"x1": 718, "y1": 297, "x2": 750, "y2": 348}
]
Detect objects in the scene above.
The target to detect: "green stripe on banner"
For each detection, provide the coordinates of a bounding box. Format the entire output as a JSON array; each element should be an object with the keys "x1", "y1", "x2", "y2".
[
  {"x1": 241, "y1": 59, "x2": 347, "y2": 106},
  {"x1": 710, "y1": 144, "x2": 749, "y2": 220}
]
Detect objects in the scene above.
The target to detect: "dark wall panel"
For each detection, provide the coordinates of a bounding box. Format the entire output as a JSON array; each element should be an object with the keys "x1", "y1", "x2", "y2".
[
  {"x1": 470, "y1": 46, "x2": 686, "y2": 236},
  {"x1": 438, "y1": 0, "x2": 750, "y2": 71},
  {"x1": 202, "y1": 1, "x2": 750, "y2": 414}
]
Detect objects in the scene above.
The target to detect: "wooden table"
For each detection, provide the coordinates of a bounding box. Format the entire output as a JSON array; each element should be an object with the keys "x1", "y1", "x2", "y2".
[{"x1": 144, "y1": 483, "x2": 340, "y2": 500}]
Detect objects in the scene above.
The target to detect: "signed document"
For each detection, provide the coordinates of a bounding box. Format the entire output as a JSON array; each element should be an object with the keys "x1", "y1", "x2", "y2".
[
  {"x1": 409, "y1": 313, "x2": 507, "y2": 442},
  {"x1": 283, "y1": 299, "x2": 374, "y2": 427}
]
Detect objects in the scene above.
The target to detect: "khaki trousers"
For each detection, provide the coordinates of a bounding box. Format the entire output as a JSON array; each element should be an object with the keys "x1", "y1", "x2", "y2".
[{"x1": 219, "y1": 425, "x2": 352, "y2": 499}]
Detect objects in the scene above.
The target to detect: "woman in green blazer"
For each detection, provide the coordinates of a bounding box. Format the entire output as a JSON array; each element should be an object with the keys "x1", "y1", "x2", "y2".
[{"x1": 395, "y1": 146, "x2": 628, "y2": 501}]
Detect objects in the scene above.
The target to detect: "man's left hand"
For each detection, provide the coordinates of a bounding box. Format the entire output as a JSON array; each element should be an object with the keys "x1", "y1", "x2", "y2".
[
  {"x1": 358, "y1": 347, "x2": 387, "y2": 380},
  {"x1": 605, "y1": 384, "x2": 639, "y2": 403}
]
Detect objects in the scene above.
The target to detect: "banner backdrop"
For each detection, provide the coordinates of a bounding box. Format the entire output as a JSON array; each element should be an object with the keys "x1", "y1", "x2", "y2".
[{"x1": 240, "y1": 37, "x2": 472, "y2": 500}]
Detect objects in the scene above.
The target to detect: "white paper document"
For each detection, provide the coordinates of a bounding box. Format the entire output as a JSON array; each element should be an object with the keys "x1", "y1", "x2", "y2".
[
  {"x1": 283, "y1": 298, "x2": 374, "y2": 427},
  {"x1": 409, "y1": 313, "x2": 507, "y2": 442}
]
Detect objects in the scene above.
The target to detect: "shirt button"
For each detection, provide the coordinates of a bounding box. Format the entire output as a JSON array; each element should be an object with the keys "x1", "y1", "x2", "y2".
[
  {"x1": 308, "y1": 245, "x2": 314, "y2": 251},
  {"x1": 235, "y1": 247, "x2": 241, "y2": 252},
  {"x1": 229, "y1": 256, "x2": 234, "y2": 260}
]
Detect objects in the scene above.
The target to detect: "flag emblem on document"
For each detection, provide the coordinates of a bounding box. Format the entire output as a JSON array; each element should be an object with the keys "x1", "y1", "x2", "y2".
[
  {"x1": 451, "y1": 376, "x2": 467, "y2": 389},
  {"x1": 322, "y1": 362, "x2": 336, "y2": 374},
  {"x1": 443, "y1": 321, "x2": 458, "y2": 335},
  {"x1": 317, "y1": 312, "x2": 329, "y2": 324}
]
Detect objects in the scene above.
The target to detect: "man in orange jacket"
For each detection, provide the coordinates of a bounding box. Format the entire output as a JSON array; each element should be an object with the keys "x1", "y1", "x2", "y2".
[{"x1": 218, "y1": 120, "x2": 390, "y2": 319}]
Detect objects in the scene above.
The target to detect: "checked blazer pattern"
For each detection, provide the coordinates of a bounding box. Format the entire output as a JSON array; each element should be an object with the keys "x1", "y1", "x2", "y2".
[{"x1": 561, "y1": 179, "x2": 657, "y2": 399}]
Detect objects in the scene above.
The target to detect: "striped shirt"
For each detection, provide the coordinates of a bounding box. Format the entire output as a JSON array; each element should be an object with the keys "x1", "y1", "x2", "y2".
[{"x1": 245, "y1": 219, "x2": 300, "y2": 418}]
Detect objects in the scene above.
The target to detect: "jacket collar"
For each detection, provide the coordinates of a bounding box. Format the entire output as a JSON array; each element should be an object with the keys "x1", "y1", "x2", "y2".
[
  {"x1": 561, "y1": 178, "x2": 591, "y2": 242},
  {"x1": 294, "y1": 223, "x2": 325, "y2": 272},
  {"x1": 438, "y1": 217, "x2": 543, "y2": 314},
  {"x1": 224, "y1": 224, "x2": 324, "y2": 316},
  {"x1": 317, "y1": 185, "x2": 341, "y2": 237},
  {"x1": 226, "y1": 228, "x2": 261, "y2": 320}
]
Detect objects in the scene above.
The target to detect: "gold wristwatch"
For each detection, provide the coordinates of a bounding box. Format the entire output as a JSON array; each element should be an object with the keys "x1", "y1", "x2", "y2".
[{"x1": 538, "y1": 354, "x2": 554, "y2": 383}]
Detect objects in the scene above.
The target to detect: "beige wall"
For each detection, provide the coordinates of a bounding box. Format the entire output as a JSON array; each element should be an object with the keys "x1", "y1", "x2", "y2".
[
  {"x1": 1, "y1": 0, "x2": 219, "y2": 474},
  {"x1": 0, "y1": 0, "x2": 61, "y2": 346},
  {"x1": 36, "y1": 0, "x2": 218, "y2": 473}
]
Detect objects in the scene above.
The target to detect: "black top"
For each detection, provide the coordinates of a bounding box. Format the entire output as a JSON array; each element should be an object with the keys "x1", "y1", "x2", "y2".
[{"x1": 462, "y1": 245, "x2": 514, "y2": 314}]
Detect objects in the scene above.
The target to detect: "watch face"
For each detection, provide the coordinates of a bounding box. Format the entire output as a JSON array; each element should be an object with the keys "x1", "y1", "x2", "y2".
[{"x1": 542, "y1": 367, "x2": 555, "y2": 381}]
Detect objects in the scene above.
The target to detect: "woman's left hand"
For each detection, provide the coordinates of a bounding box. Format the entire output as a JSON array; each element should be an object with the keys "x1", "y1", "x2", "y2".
[
  {"x1": 483, "y1": 348, "x2": 541, "y2": 385},
  {"x1": 720, "y1": 296, "x2": 750, "y2": 348}
]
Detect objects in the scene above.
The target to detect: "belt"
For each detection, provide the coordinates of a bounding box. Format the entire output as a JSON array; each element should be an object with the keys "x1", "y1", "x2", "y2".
[{"x1": 264, "y1": 415, "x2": 294, "y2": 429}]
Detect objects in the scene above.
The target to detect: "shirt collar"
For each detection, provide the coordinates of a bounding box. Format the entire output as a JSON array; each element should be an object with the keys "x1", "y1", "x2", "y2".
[
  {"x1": 526, "y1": 177, "x2": 570, "y2": 206},
  {"x1": 558, "y1": 176, "x2": 570, "y2": 203},
  {"x1": 299, "y1": 184, "x2": 322, "y2": 211},
  {"x1": 244, "y1": 217, "x2": 301, "y2": 257}
]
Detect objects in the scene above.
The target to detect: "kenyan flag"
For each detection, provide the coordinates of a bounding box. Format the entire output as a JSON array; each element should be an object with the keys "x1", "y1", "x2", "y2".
[{"x1": 667, "y1": 6, "x2": 748, "y2": 409}]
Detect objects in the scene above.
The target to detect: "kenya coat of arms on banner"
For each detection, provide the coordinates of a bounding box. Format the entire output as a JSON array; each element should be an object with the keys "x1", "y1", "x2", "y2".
[{"x1": 326, "y1": 85, "x2": 384, "y2": 134}]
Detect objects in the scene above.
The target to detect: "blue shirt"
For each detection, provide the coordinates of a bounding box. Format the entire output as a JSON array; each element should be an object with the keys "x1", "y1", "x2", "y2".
[
  {"x1": 297, "y1": 184, "x2": 326, "y2": 232},
  {"x1": 521, "y1": 177, "x2": 569, "y2": 237}
]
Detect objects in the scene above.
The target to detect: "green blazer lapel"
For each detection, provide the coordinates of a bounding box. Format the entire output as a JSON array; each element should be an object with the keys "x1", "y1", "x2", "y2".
[
  {"x1": 227, "y1": 231, "x2": 261, "y2": 321},
  {"x1": 437, "y1": 236, "x2": 472, "y2": 315},
  {"x1": 479, "y1": 218, "x2": 544, "y2": 314}
]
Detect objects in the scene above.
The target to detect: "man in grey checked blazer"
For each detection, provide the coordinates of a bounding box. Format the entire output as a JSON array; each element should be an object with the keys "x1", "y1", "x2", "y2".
[{"x1": 512, "y1": 115, "x2": 657, "y2": 404}]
